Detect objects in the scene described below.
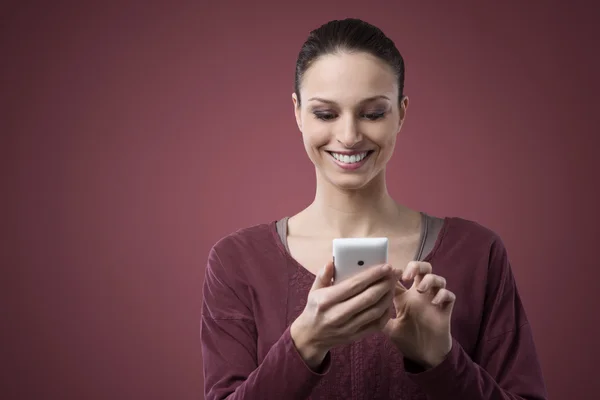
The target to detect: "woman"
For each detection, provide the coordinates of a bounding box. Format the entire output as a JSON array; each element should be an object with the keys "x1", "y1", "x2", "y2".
[{"x1": 201, "y1": 18, "x2": 547, "y2": 400}]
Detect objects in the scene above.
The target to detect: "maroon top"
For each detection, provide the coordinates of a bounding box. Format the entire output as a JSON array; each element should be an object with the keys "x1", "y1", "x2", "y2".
[{"x1": 201, "y1": 216, "x2": 547, "y2": 399}]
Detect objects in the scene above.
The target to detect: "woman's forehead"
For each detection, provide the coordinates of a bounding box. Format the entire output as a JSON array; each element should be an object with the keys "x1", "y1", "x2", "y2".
[{"x1": 300, "y1": 52, "x2": 398, "y2": 103}]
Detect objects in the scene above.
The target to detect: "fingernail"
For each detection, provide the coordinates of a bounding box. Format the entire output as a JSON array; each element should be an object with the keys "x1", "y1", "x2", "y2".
[
  {"x1": 417, "y1": 283, "x2": 426, "y2": 292},
  {"x1": 382, "y1": 264, "x2": 391, "y2": 272}
]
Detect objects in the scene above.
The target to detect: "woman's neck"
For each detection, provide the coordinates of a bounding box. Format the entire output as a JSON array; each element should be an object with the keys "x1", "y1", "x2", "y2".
[{"x1": 299, "y1": 171, "x2": 416, "y2": 238}]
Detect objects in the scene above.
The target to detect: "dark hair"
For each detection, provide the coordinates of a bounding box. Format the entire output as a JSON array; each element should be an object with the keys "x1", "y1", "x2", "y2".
[{"x1": 294, "y1": 18, "x2": 405, "y2": 105}]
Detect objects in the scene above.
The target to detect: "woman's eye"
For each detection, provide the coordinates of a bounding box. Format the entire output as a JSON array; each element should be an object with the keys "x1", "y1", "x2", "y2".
[
  {"x1": 363, "y1": 111, "x2": 385, "y2": 121},
  {"x1": 314, "y1": 112, "x2": 337, "y2": 121},
  {"x1": 313, "y1": 111, "x2": 385, "y2": 121}
]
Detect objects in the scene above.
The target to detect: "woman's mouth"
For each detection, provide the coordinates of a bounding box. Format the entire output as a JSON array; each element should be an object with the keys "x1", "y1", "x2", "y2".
[{"x1": 326, "y1": 150, "x2": 374, "y2": 170}]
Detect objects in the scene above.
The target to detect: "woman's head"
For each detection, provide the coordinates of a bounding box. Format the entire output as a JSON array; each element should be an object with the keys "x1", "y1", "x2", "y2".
[{"x1": 293, "y1": 18, "x2": 408, "y2": 191}]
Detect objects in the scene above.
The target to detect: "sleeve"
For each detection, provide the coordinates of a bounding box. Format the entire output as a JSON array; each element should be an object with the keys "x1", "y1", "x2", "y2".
[
  {"x1": 403, "y1": 236, "x2": 548, "y2": 400},
  {"x1": 200, "y1": 245, "x2": 331, "y2": 400}
]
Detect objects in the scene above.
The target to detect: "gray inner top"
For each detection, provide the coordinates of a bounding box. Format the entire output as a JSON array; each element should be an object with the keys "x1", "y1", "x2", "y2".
[{"x1": 275, "y1": 212, "x2": 444, "y2": 262}]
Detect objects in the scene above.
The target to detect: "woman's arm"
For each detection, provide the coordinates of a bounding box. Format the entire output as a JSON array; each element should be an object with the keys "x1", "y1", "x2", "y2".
[
  {"x1": 404, "y1": 237, "x2": 548, "y2": 400},
  {"x1": 201, "y1": 246, "x2": 330, "y2": 400}
]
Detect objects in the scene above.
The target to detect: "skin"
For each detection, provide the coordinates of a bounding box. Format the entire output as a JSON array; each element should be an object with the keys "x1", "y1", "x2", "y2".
[{"x1": 288, "y1": 51, "x2": 456, "y2": 371}]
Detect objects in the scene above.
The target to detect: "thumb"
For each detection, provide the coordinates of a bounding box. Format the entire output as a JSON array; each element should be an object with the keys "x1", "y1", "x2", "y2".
[
  {"x1": 311, "y1": 261, "x2": 334, "y2": 291},
  {"x1": 382, "y1": 318, "x2": 395, "y2": 337},
  {"x1": 394, "y1": 281, "x2": 408, "y2": 295}
]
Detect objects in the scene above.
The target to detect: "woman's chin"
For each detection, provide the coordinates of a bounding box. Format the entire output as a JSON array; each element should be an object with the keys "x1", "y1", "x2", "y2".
[{"x1": 326, "y1": 173, "x2": 376, "y2": 191}]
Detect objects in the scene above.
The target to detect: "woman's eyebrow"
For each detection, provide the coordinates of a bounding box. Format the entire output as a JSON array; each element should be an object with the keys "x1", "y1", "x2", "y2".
[{"x1": 307, "y1": 95, "x2": 391, "y2": 105}]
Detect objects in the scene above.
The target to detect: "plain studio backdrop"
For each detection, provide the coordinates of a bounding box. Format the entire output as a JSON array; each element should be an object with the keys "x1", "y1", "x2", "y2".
[{"x1": 2, "y1": 1, "x2": 598, "y2": 399}]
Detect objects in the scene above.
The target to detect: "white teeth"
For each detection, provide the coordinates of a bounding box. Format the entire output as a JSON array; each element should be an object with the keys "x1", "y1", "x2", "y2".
[{"x1": 331, "y1": 152, "x2": 369, "y2": 164}]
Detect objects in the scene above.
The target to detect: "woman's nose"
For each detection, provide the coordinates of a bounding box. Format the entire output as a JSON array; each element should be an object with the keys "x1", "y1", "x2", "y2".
[{"x1": 336, "y1": 118, "x2": 363, "y2": 148}]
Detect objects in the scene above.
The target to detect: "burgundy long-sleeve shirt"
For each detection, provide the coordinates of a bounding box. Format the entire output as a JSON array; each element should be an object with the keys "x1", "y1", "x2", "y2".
[{"x1": 200, "y1": 216, "x2": 547, "y2": 399}]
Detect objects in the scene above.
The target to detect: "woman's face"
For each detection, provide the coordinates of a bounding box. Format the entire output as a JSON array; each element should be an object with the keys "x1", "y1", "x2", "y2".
[{"x1": 293, "y1": 51, "x2": 408, "y2": 191}]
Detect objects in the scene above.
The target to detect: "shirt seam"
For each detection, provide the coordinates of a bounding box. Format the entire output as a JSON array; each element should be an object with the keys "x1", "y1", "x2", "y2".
[
  {"x1": 422, "y1": 216, "x2": 450, "y2": 262},
  {"x1": 206, "y1": 247, "x2": 255, "y2": 320}
]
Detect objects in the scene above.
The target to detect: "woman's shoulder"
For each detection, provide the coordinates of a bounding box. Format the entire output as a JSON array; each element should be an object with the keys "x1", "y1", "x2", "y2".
[
  {"x1": 209, "y1": 220, "x2": 282, "y2": 258},
  {"x1": 428, "y1": 214, "x2": 509, "y2": 263},
  {"x1": 439, "y1": 215, "x2": 504, "y2": 247},
  {"x1": 205, "y1": 219, "x2": 289, "y2": 281},
  {"x1": 204, "y1": 220, "x2": 292, "y2": 299}
]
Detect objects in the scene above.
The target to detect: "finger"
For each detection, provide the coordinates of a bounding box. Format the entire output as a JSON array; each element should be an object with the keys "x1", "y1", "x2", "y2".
[
  {"x1": 382, "y1": 314, "x2": 397, "y2": 337},
  {"x1": 402, "y1": 261, "x2": 432, "y2": 283},
  {"x1": 391, "y1": 265, "x2": 405, "y2": 280},
  {"x1": 327, "y1": 263, "x2": 394, "y2": 303},
  {"x1": 310, "y1": 261, "x2": 335, "y2": 292},
  {"x1": 348, "y1": 317, "x2": 386, "y2": 342},
  {"x1": 417, "y1": 274, "x2": 446, "y2": 293},
  {"x1": 331, "y1": 276, "x2": 394, "y2": 325},
  {"x1": 377, "y1": 301, "x2": 394, "y2": 329},
  {"x1": 431, "y1": 288, "x2": 456, "y2": 307},
  {"x1": 345, "y1": 291, "x2": 393, "y2": 337}
]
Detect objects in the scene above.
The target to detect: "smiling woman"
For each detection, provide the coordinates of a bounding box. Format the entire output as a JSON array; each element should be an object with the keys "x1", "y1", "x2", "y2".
[
  {"x1": 200, "y1": 18, "x2": 548, "y2": 400},
  {"x1": 292, "y1": 49, "x2": 405, "y2": 191}
]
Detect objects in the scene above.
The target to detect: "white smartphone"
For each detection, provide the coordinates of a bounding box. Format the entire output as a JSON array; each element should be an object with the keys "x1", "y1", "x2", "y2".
[{"x1": 332, "y1": 237, "x2": 389, "y2": 284}]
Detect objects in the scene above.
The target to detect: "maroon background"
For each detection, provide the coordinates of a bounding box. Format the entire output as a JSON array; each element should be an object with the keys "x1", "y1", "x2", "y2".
[{"x1": 2, "y1": 1, "x2": 598, "y2": 399}]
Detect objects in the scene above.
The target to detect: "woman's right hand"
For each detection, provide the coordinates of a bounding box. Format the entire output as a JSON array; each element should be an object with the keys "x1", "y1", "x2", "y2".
[{"x1": 290, "y1": 261, "x2": 397, "y2": 370}]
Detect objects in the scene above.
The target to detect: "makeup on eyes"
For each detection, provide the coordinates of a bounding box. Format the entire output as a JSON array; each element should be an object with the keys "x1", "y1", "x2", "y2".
[{"x1": 312, "y1": 108, "x2": 388, "y2": 121}]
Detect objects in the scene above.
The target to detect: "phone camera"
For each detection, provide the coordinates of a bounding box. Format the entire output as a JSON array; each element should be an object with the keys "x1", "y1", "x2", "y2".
[{"x1": 357, "y1": 260, "x2": 364, "y2": 266}]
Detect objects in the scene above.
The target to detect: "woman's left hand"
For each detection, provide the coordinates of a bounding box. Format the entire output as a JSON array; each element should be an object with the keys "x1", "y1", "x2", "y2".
[{"x1": 383, "y1": 261, "x2": 456, "y2": 369}]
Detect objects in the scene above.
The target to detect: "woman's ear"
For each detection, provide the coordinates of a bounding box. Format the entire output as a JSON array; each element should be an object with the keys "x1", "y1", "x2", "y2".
[
  {"x1": 292, "y1": 93, "x2": 302, "y2": 132},
  {"x1": 397, "y1": 95, "x2": 409, "y2": 132}
]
